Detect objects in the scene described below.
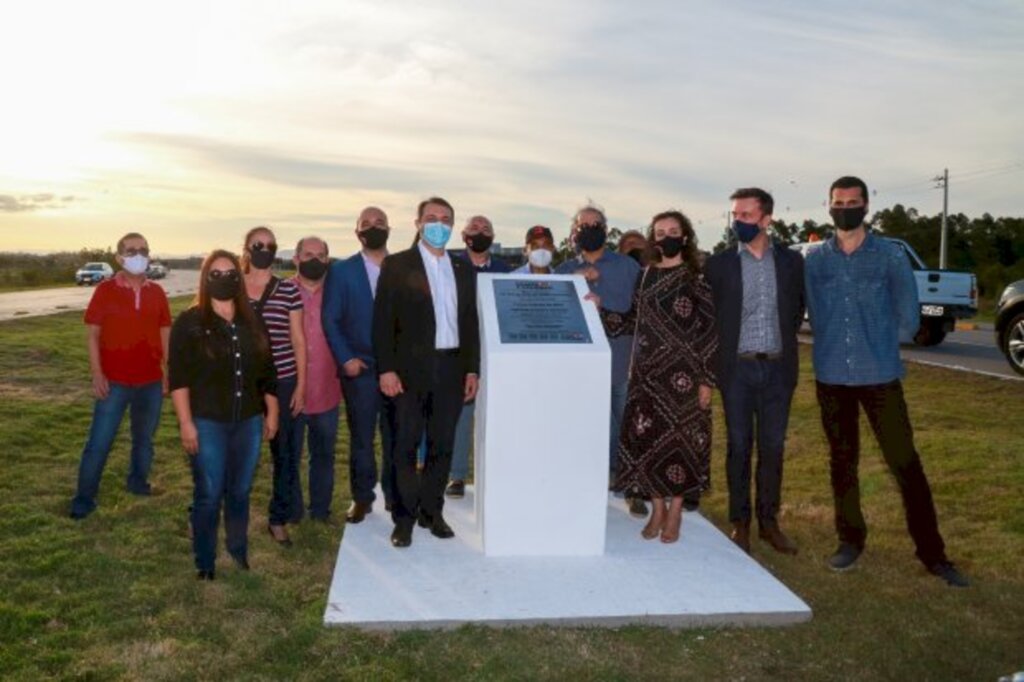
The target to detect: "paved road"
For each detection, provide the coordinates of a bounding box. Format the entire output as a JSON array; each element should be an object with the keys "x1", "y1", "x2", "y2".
[
  {"x1": 800, "y1": 325, "x2": 1022, "y2": 382},
  {"x1": 0, "y1": 270, "x2": 199, "y2": 322}
]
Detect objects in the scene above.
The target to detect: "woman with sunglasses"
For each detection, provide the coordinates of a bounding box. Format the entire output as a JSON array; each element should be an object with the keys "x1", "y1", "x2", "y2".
[
  {"x1": 169, "y1": 250, "x2": 279, "y2": 579},
  {"x1": 241, "y1": 226, "x2": 307, "y2": 546}
]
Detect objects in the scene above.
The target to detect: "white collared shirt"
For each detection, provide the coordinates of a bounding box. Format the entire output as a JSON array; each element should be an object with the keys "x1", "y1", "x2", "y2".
[
  {"x1": 360, "y1": 251, "x2": 383, "y2": 298},
  {"x1": 417, "y1": 241, "x2": 459, "y2": 349}
]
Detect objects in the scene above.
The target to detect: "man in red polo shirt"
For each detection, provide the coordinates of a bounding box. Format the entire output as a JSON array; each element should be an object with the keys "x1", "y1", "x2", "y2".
[{"x1": 70, "y1": 232, "x2": 171, "y2": 519}]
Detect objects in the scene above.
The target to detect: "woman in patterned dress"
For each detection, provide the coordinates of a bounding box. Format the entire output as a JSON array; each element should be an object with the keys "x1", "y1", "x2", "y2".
[{"x1": 599, "y1": 210, "x2": 718, "y2": 543}]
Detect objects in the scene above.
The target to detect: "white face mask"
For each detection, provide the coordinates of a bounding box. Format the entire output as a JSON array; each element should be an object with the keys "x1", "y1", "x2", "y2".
[
  {"x1": 528, "y1": 248, "x2": 553, "y2": 268},
  {"x1": 122, "y1": 254, "x2": 149, "y2": 275}
]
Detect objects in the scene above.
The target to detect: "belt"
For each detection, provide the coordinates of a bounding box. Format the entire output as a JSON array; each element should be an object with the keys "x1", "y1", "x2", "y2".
[
  {"x1": 738, "y1": 352, "x2": 782, "y2": 361},
  {"x1": 434, "y1": 348, "x2": 460, "y2": 356}
]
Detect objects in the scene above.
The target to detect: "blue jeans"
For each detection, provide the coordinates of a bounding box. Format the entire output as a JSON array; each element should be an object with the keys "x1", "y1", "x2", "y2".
[
  {"x1": 449, "y1": 400, "x2": 475, "y2": 481},
  {"x1": 721, "y1": 358, "x2": 794, "y2": 524},
  {"x1": 295, "y1": 406, "x2": 339, "y2": 519},
  {"x1": 191, "y1": 416, "x2": 263, "y2": 571},
  {"x1": 268, "y1": 376, "x2": 303, "y2": 525},
  {"x1": 340, "y1": 371, "x2": 396, "y2": 506},
  {"x1": 609, "y1": 379, "x2": 629, "y2": 476},
  {"x1": 71, "y1": 381, "x2": 163, "y2": 516}
]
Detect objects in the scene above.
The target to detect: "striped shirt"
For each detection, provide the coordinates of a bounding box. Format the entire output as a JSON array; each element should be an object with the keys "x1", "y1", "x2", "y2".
[{"x1": 251, "y1": 277, "x2": 303, "y2": 380}]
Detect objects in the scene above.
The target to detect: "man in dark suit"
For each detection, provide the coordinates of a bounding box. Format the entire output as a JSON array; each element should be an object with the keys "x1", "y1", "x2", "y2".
[
  {"x1": 323, "y1": 206, "x2": 396, "y2": 523},
  {"x1": 705, "y1": 187, "x2": 805, "y2": 555},
  {"x1": 373, "y1": 196, "x2": 480, "y2": 548}
]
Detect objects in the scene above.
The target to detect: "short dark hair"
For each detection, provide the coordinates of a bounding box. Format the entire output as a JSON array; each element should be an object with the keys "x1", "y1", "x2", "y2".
[
  {"x1": 729, "y1": 188, "x2": 774, "y2": 216},
  {"x1": 829, "y1": 176, "x2": 869, "y2": 203},
  {"x1": 116, "y1": 232, "x2": 146, "y2": 254},
  {"x1": 417, "y1": 196, "x2": 454, "y2": 221}
]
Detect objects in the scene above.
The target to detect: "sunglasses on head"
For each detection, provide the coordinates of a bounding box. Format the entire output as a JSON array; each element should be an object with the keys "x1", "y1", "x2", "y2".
[
  {"x1": 123, "y1": 247, "x2": 150, "y2": 257},
  {"x1": 208, "y1": 269, "x2": 239, "y2": 281},
  {"x1": 249, "y1": 240, "x2": 277, "y2": 253}
]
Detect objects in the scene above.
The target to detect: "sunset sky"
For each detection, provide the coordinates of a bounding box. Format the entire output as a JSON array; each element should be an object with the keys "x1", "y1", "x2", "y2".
[{"x1": 1, "y1": 1, "x2": 1022, "y2": 257}]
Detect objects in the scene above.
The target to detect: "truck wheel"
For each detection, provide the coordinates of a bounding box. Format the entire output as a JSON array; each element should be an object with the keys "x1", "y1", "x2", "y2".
[
  {"x1": 1003, "y1": 312, "x2": 1024, "y2": 376},
  {"x1": 913, "y1": 318, "x2": 947, "y2": 347}
]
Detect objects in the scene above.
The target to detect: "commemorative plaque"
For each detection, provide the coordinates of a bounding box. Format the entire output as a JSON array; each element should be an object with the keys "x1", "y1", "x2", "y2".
[{"x1": 492, "y1": 278, "x2": 592, "y2": 344}]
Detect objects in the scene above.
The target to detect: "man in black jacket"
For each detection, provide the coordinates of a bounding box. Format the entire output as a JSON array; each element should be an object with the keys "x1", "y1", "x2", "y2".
[
  {"x1": 373, "y1": 196, "x2": 480, "y2": 548},
  {"x1": 704, "y1": 187, "x2": 805, "y2": 555}
]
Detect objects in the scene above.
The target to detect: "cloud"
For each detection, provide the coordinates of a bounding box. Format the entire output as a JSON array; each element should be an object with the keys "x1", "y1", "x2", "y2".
[{"x1": 0, "y1": 193, "x2": 77, "y2": 212}]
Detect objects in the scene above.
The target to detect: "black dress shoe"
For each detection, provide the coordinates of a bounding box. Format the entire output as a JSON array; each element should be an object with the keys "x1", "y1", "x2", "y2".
[
  {"x1": 196, "y1": 569, "x2": 215, "y2": 581},
  {"x1": 391, "y1": 524, "x2": 413, "y2": 548},
  {"x1": 345, "y1": 501, "x2": 372, "y2": 524},
  {"x1": 829, "y1": 543, "x2": 863, "y2": 571},
  {"x1": 430, "y1": 517, "x2": 455, "y2": 539},
  {"x1": 927, "y1": 561, "x2": 969, "y2": 587},
  {"x1": 445, "y1": 480, "x2": 465, "y2": 498}
]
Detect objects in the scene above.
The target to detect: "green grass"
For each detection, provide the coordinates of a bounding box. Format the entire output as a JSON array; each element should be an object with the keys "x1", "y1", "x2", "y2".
[{"x1": 1, "y1": 300, "x2": 1022, "y2": 681}]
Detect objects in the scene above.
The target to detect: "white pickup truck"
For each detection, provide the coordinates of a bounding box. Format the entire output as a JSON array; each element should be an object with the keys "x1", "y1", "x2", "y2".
[{"x1": 793, "y1": 237, "x2": 977, "y2": 347}]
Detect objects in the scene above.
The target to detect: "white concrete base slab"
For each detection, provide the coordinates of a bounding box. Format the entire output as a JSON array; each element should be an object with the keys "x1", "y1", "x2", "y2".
[{"x1": 324, "y1": 486, "x2": 812, "y2": 630}]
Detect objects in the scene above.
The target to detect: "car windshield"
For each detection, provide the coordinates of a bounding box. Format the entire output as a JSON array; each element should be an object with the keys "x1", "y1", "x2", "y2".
[{"x1": 83, "y1": 263, "x2": 105, "y2": 271}]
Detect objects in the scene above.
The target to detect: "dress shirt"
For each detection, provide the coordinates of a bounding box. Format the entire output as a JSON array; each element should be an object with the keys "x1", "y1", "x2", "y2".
[
  {"x1": 805, "y1": 231, "x2": 919, "y2": 386},
  {"x1": 417, "y1": 241, "x2": 459, "y2": 350},
  {"x1": 737, "y1": 241, "x2": 782, "y2": 355},
  {"x1": 361, "y1": 251, "x2": 383, "y2": 298},
  {"x1": 292, "y1": 278, "x2": 342, "y2": 414}
]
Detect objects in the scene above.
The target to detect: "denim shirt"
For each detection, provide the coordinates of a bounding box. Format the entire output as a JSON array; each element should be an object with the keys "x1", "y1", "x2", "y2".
[
  {"x1": 555, "y1": 249, "x2": 641, "y2": 384},
  {"x1": 805, "y1": 232, "x2": 919, "y2": 386}
]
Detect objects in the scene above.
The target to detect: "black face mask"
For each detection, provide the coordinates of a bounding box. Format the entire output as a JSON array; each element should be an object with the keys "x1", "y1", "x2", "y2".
[
  {"x1": 248, "y1": 248, "x2": 276, "y2": 270},
  {"x1": 655, "y1": 236, "x2": 686, "y2": 259},
  {"x1": 830, "y1": 206, "x2": 867, "y2": 232},
  {"x1": 359, "y1": 226, "x2": 389, "y2": 250},
  {"x1": 208, "y1": 274, "x2": 240, "y2": 301},
  {"x1": 627, "y1": 248, "x2": 645, "y2": 264},
  {"x1": 466, "y1": 233, "x2": 494, "y2": 254},
  {"x1": 298, "y1": 258, "x2": 328, "y2": 281},
  {"x1": 576, "y1": 225, "x2": 607, "y2": 252}
]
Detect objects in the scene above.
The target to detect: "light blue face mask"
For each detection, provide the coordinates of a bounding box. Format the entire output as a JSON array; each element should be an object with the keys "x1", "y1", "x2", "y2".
[{"x1": 422, "y1": 221, "x2": 453, "y2": 249}]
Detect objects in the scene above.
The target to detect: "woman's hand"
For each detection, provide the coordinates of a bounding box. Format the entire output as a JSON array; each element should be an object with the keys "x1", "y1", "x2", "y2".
[
  {"x1": 698, "y1": 384, "x2": 713, "y2": 410},
  {"x1": 290, "y1": 382, "x2": 305, "y2": 417},
  {"x1": 264, "y1": 412, "x2": 279, "y2": 441},
  {"x1": 179, "y1": 420, "x2": 199, "y2": 456}
]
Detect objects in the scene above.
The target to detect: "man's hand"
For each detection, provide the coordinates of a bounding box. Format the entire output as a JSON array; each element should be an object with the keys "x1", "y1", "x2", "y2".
[
  {"x1": 179, "y1": 420, "x2": 199, "y2": 455},
  {"x1": 464, "y1": 374, "x2": 479, "y2": 402},
  {"x1": 342, "y1": 358, "x2": 367, "y2": 378},
  {"x1": 584, "y1": 292, "x2": 601, "y2": 308},
  {"x1": 577, "y1": 265, "x2": 600, "y2": 282},
  {"x1": 92, "y1": 371, "x2": 110, "y2": 400},
  {"x1": 380, "y1": 371, "x2": 404, "y2": 398},
  {"x1": 698, "y1": 384, "x2": 712, "y2": 410}
]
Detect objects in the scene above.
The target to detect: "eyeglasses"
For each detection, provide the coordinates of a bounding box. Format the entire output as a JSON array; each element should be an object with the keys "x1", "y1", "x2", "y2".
[
  {"x1": 208, "y1": 269, "x2": 239, "y2": 281},
  {"x1": 249, "y1": 240, "x2": 277, "y2": 253},
  {"x1": 577, "y1": 222, "x2": 605, "y2": 231},
  {"x1": 123, "y1": 247, "x2": 150, "y2": 257}
]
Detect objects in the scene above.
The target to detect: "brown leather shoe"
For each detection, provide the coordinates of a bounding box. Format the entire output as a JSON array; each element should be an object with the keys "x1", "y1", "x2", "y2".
[
  {"x1": 345, "y1": 501, "x2": 372, "y2": 524},
  {"x1": 758, "y1": 522, "x2": 798, "y2": 555},
  {"x1": 730, "y1": 521, "x2": 751, "y2": 553}
]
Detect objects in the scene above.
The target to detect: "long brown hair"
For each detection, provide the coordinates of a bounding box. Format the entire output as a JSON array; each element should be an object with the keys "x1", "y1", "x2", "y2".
[
  {"x1": 240, "y1": 225, "x2": 275, "y2": 274},
  {"x1": 647, "y1": 210, "x2": 701, "y2": 273},
  {"x1": 194, "y1": 249, "x2": 269, "y2": 357}
]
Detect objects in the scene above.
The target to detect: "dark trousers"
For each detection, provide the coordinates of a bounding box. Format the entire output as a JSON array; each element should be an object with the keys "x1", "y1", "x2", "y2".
[
  {"x1": 295, "y1": 406, "x2": 339, "y2": 520},
  {"x1": 721, "y1": 358, "x2": 794, "y2": 525},
  {"x1": 268, "y1": 376, "x2": 303, "y2": 525},
  {"x1": 815, "y1": 380, "x2": 948, "y2": 566},
  {"x1": 340, "y1": 371, "x2": 396, "y2": 506},
  {"x1": 391, "y1": 352, "x2": 465, "y2": 527}
]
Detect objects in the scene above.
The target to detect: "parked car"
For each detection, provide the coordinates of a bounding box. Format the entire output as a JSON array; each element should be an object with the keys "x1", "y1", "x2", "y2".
[
  {"x1": 146, "y1": 261, "x2": 168, "y2": 279},
  {"x1": 792, "y1": 237, "x2": 978, "y2": 347},
  {"x1": 995, "y1": 278, "x2": 1024, "y2": 376},
  {"x1": 75, "y1": 262, "x2": 114, "y2": 285}
]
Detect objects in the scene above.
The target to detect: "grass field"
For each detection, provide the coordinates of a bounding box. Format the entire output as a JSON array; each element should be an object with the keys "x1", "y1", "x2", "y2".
[{"x1": 1, "y1": 299, "x2": 1022, "y2": 681}]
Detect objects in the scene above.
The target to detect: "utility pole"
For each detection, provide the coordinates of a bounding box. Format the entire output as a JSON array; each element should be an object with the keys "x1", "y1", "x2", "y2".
[{"x1": 933, "y1": 168, "x2": 949, "y2": 269}]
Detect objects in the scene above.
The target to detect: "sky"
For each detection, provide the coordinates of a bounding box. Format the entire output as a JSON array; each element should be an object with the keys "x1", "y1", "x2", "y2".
[{"x1": 1, "y1": 0, "x2": 1023, "y2": 257}]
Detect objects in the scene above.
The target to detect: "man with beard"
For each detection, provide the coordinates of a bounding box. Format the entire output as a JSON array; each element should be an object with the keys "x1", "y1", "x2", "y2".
[
  {"x1": 805, "y1": 175, "x2": 968, "y2": 587},
  {"x1": 323, "y1": 207, "x2": 396, "y2": 523}
]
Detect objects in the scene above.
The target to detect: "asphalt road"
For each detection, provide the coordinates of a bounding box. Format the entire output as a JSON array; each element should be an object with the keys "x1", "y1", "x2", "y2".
[{"x1": 0, "y1": 270, "x2": 199, "y2": 322}]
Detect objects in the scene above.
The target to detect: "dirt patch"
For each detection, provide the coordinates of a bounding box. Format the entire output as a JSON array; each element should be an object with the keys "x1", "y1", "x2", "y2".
[{"x1": 0, "y1": 381, "x2": 89, "y2": 404}]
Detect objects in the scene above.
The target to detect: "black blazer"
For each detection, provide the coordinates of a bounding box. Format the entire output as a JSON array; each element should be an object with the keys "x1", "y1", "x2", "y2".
[
  {"x1": 704, "y1": 242, "x2": 805, "y2": 389},
  {"x1": 372, "y1": 246, "x2": 480, "y2": 391}
]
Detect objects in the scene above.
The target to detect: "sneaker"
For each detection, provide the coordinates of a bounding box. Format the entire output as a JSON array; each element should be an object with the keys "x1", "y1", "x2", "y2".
[
  {"x1": 927, "y1": 561, "x2": 969, "y2": 588},
  {"x1": 445, "y1": 480, "x2": 465, "y2": 498},
  {"x1": 627, "y1": 497, "x2": 649, "y2": 518},
  {"x1": 828, "y1": 543, "x2": 862, "y2": 571}
]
